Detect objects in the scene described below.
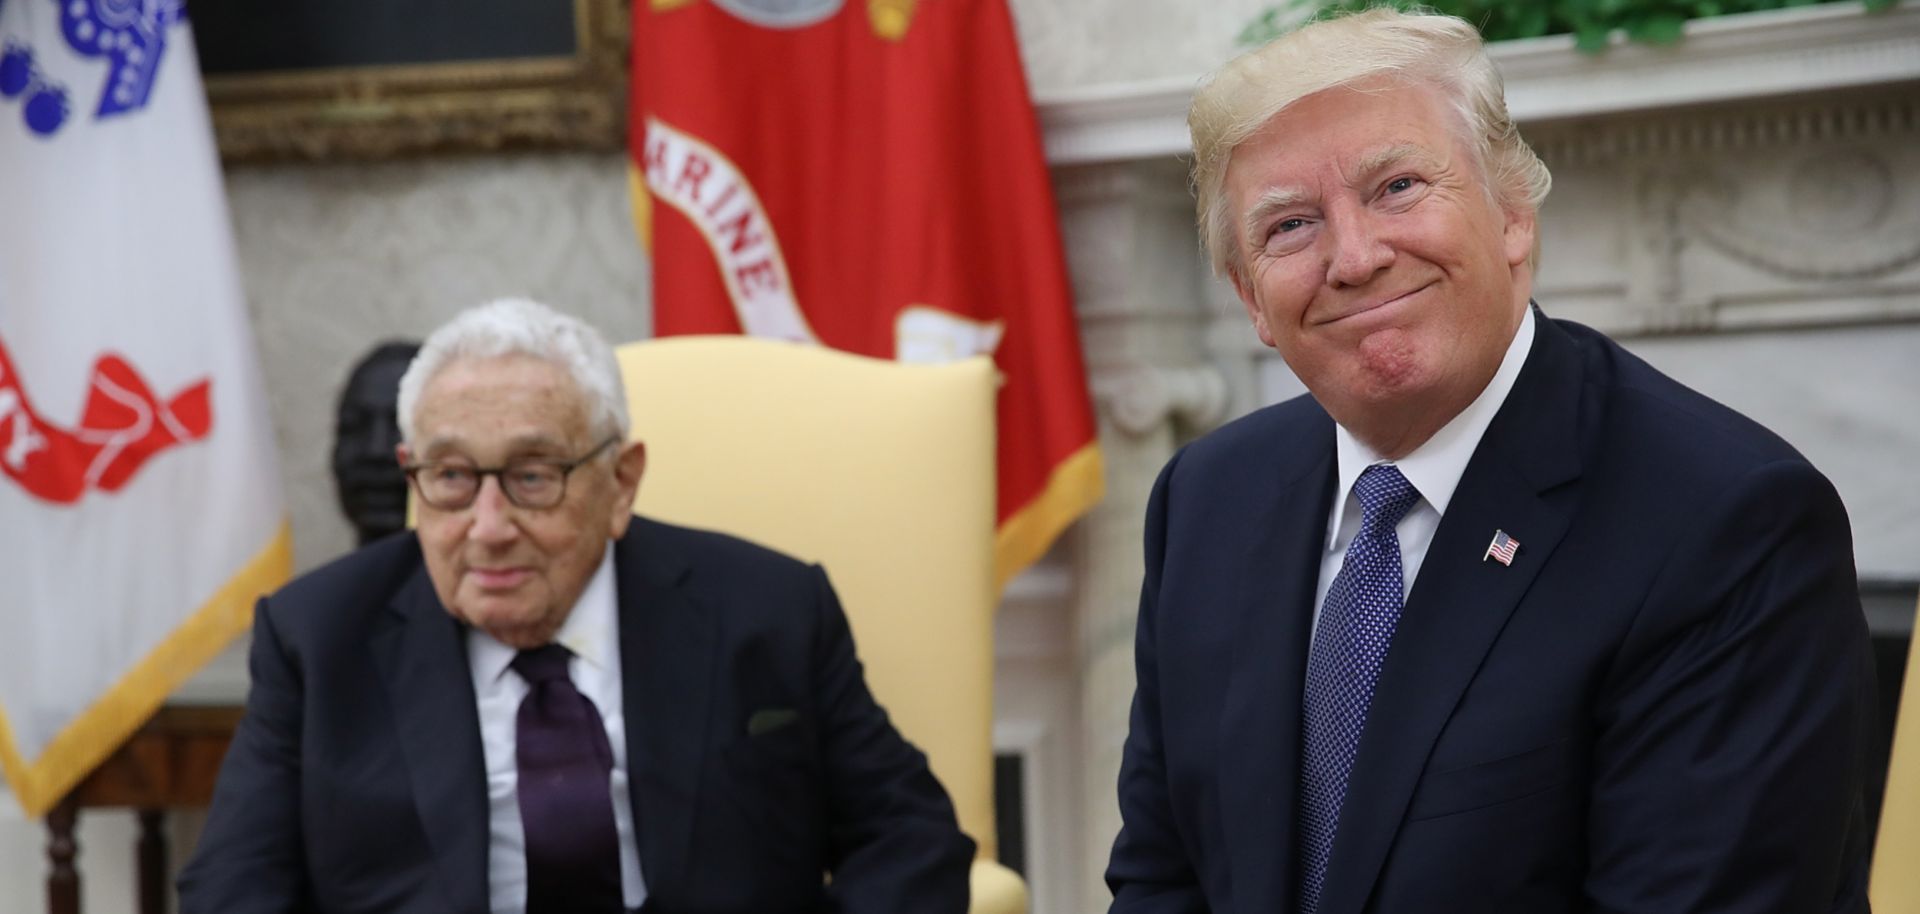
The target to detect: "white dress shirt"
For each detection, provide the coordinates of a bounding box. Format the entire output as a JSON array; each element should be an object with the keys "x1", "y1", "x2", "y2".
[
  {"x1": 1312, "y1": 306, "x2": 1535, "y2": 636},
  {"x1": 468, "y1": 544, "x2": 646, "y2": 913}
]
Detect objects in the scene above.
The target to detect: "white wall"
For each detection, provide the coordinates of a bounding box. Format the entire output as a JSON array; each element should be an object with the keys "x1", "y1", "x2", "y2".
[{"x1": 1007, "y1": 0, "x2": 1274, "y2": 94}]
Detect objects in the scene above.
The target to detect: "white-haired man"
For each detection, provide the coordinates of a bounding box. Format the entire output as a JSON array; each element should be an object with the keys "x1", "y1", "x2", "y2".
[
  {"x1": 181, "y1": 299, "x2": 974, "y2": 913},
  {"x1": 1107, "y1": 9, "x2": 1874, "y2": 913}
]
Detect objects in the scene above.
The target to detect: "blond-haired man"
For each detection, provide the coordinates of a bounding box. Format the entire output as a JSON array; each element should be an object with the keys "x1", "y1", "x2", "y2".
[{"x1": 1107, "y1": 10, "x2": 1874, "y2": 913}]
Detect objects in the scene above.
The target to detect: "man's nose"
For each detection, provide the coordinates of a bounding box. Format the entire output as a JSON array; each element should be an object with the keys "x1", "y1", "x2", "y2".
[
  {"x1": 1324, "y1": 209, "x2": 1394, "y2": 288},
  {"x1": 468, "y1": 476, "x2": 519, "y2": 543}
]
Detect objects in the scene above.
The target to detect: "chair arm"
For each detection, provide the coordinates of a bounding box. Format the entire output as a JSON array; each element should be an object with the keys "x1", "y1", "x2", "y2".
[{"x1": 969, "y1": 858, "x2": 1029, "y2": 914}]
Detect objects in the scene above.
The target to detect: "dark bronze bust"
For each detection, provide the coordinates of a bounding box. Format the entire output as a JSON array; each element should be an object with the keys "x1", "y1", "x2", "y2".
[{"x1": 332, "y1": 341, "x2": 418, "y2": 546}]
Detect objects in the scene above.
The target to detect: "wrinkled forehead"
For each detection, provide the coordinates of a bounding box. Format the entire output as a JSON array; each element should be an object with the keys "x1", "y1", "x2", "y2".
[
  {"x1": 411, "y1": 354, "x2": 596, "y2": 457},
  {"x1": 1225, "y1": 80, "x2": 1472, "y2": 190},
  {"x1": 413, "y1": 429, "x2": 582, "y2": 462}
]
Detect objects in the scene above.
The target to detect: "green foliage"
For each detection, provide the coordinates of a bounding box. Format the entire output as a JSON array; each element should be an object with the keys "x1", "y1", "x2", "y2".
[{"x1": 1237, "y1": 0, "x2": 1899, "y2": 52}]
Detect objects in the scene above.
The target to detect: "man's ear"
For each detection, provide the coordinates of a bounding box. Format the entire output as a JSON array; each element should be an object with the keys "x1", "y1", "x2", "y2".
[
  {"x1": 607, "y1": 439, "x2": 646, "y2": 538},
  {"x1": 1503, "y1": 204, "x2": 1537, "y2": 268},
  {"x1": 394, "y1": 443, "x2": 411, "y2": 466}
]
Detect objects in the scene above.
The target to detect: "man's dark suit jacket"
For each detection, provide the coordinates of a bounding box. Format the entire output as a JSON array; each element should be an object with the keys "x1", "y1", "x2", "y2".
[
  {"x1": 179, "y1": 516, "x2": 974, "y2": 913},
  {"x1": 1106, "y1": 311, "x2": 1877, "y2": 913}
]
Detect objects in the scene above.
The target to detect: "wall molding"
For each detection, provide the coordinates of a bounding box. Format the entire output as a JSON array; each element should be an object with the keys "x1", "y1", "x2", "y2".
[{"x1": 1531, "y1": 91, "x2": 1917, "y2": 165}]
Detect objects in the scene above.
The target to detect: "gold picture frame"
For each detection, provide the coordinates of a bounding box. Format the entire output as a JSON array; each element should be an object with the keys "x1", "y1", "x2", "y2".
[{"x1": 204, "y1": 0, "x2": 629, "y2": 162}]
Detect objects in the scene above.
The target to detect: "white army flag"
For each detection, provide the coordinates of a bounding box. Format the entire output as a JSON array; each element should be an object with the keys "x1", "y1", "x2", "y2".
[{"x1": 0, "y1": 0, "x2": 289, "y2": 816}]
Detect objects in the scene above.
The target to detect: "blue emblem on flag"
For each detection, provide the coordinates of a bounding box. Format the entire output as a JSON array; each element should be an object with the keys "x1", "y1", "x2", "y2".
[
  {"x1": 60, "y1": 0, "x2": 185, "y2": 118},
  {"x1": 0, "y1": 0, "x2": 183, "y2": 137},
  {"x1": 0, "y1": 39, "x2": 68, "y2": 135}
]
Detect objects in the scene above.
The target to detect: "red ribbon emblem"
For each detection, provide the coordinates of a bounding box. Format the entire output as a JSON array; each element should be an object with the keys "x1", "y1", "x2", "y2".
[{"x1": 0, "y1": 334, "x2": 211, "y2": 504}]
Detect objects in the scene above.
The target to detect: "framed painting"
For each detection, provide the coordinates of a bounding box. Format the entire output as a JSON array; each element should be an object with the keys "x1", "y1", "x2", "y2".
[{"x1": 193, "y1": 0, "x2": 628, "y2": 161}]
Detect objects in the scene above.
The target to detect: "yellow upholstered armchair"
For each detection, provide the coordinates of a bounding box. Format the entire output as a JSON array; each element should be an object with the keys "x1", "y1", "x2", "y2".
[
  {"x1": 1873, "y1": 594, "x2": 1920, "y2": 913},
  {"x1": 615, "y1": 335, "x2": 1028, "y2": 914}
]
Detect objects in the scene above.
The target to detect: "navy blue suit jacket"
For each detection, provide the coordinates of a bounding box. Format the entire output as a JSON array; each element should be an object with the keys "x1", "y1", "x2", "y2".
[
  {"x1": 179, "y1": 516, "x2": 973, "y2": 913},
  {"x1": 1106, "y1": 312, "x2": 1876, "y2": 913}
]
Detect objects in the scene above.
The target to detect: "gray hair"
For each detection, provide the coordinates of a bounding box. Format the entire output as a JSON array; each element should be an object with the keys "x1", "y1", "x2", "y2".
[
  {"x1": 395, "y1": 297, "x2": 630, "y2": 445},
  {"x1": 1190, "y1": 7, "x2": 1551, "y2": 279}
]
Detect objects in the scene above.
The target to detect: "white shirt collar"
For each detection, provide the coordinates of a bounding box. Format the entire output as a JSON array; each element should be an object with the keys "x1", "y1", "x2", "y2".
[
  {"x1": 1326, "y1": 305, "x2": 1535, "y2": 548},
  {"x1": 468, "y1": 542, "x2": 620, "y2": 682}
]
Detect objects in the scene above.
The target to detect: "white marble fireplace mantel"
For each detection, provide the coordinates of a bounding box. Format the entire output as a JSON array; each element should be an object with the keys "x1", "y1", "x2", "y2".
[{"x1": 1035, "y1": 1, "x2": 1920, "y2": 166}]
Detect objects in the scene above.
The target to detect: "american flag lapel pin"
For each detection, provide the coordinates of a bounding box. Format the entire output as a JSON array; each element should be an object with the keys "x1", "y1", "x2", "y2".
[{"x1": 1484, "y1": 529, "x2": 1520, "y2": 566}]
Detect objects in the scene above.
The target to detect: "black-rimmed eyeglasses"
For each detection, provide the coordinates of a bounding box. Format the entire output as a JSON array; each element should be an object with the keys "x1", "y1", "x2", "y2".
[{"x1": 403, "y1": 435, "x2": 620, "y2": 510}]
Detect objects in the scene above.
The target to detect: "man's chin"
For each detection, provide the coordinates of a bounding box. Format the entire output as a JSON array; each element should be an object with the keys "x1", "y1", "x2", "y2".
[{"x1": 455, "y1": 601, "x2": 557, "y2": 648}]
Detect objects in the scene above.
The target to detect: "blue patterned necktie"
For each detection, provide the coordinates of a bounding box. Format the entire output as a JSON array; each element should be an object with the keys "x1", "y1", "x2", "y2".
[
  {"x1": 513, "y1": 644, "x2": 624, "y2": 913},
  {"x1": 1299, "y1": 464, "x2": 1421, "y2": 913}
]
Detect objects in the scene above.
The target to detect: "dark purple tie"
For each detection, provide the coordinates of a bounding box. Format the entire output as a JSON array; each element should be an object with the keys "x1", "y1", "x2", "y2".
[{"x1": 512, "y1": 644, "x2": 623, "y2": 913}]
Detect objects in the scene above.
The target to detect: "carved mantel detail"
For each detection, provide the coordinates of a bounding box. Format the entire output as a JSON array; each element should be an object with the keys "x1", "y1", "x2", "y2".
[
  {"x1": 1093, "y1": 364, "x2": 1231, "y2": 439},
  {"x1": 1678, "y1": 152, "x2": 1920, "y2": 282},
  {"x1": 1600, "y1": 93, "x2": 1920, "y2": 336}
]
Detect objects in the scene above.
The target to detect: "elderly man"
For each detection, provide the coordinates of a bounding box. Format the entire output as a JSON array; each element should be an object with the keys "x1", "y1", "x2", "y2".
[
  {"x1": 181, "y1": 299, "x2": 973, "y2": 913},
  {"x1": 1106, "y1": 10, "x2": 1875, "y2": 914}
]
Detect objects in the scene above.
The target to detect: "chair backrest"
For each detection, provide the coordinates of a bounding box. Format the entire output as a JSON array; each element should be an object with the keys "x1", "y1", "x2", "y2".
[
  {"x1": 1872, "y1": 595, "x2": 1920, "y2": 911},
  {"x1": 615, "y1": 335, "x2": 1000, "y2": 857}
]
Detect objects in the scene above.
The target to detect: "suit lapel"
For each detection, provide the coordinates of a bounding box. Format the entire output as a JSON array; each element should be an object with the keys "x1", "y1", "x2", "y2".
[
  {"x1": 614, "y1": 520, "x2": 718, "y2": 902},
  {"x1": 372, "y1": 563, "x2": 490, "y2": 914},
  {"x1": 1218, "y1": 410, "x2": 1338, "y2": 912},
  {"x1": 1315, "y1": 312, "x2": 1589, "y2": 914}
]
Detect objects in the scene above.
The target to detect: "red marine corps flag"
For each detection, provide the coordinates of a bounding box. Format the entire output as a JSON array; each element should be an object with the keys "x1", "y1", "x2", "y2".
[{"x1": 631, "y1": 0, "x2": 1103, "y2": 586}]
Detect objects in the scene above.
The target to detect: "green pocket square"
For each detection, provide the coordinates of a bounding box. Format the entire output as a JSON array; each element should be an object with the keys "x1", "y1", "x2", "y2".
[{"x1": 746, "y1": 708, "x2": 800, "y2": 736}]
